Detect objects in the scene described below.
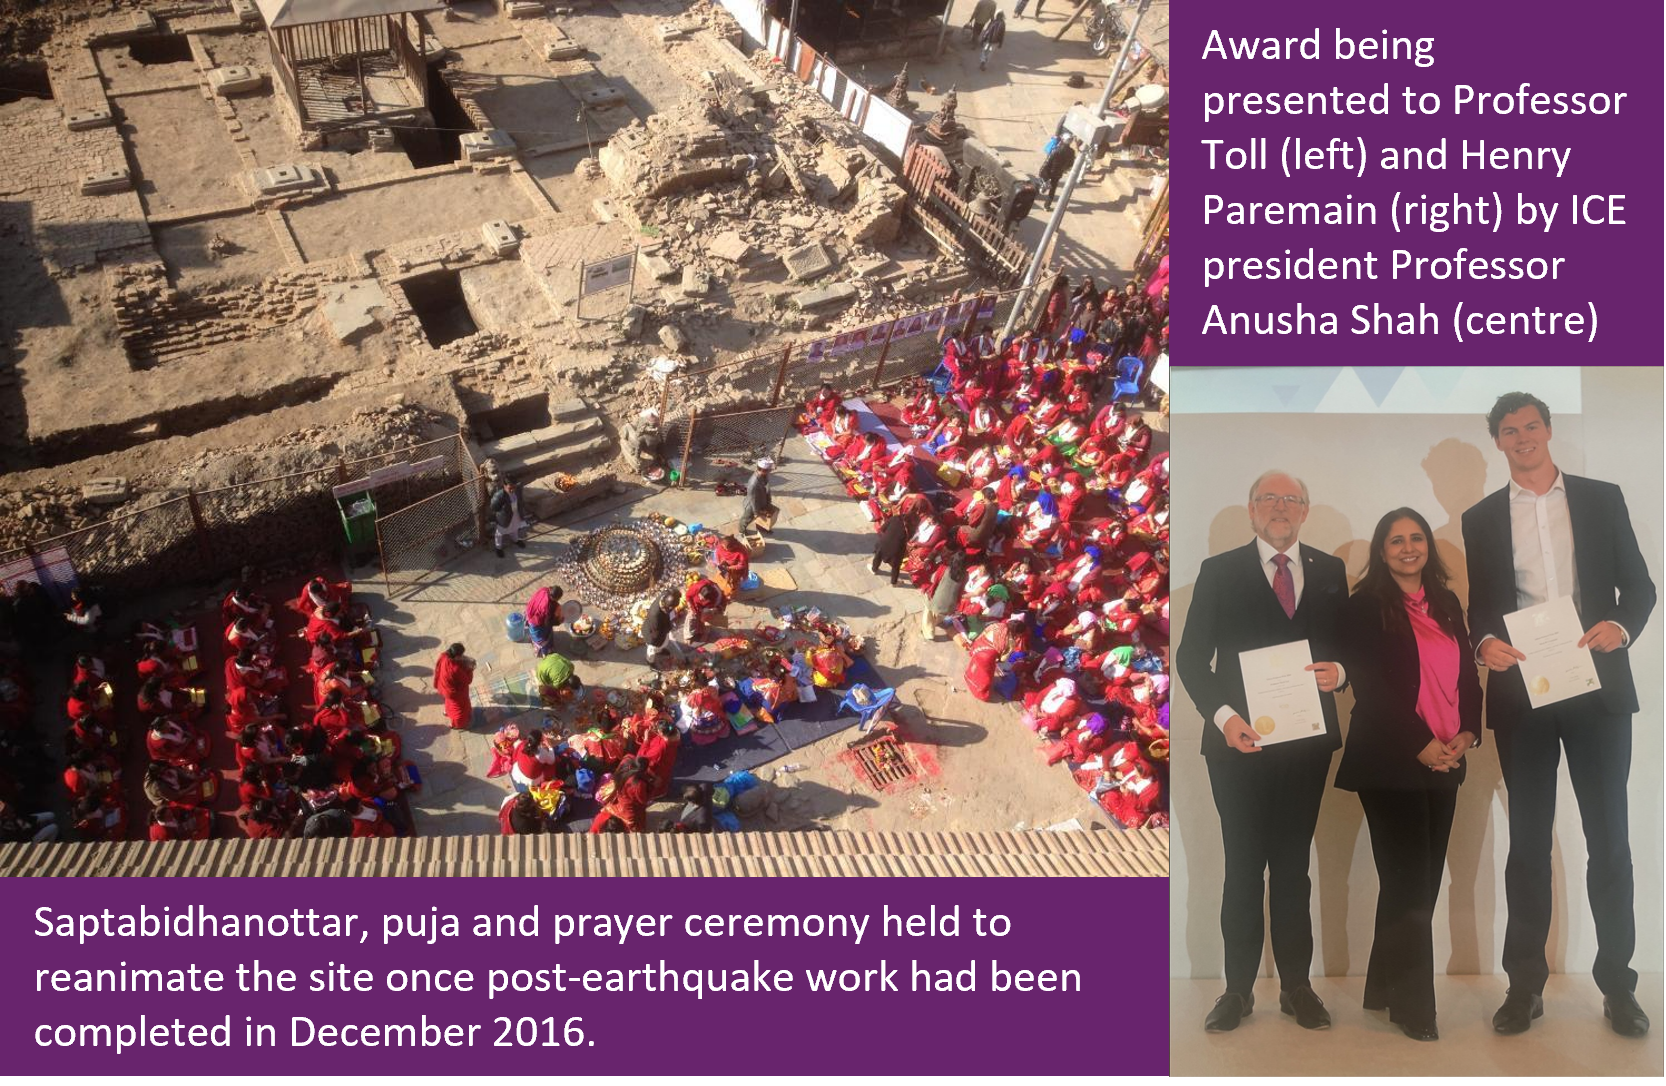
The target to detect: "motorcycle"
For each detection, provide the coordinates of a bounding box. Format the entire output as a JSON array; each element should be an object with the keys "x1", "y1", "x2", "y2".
[{"x1": 1084, "y1": 1, "x2": 1125, "y2": 58}]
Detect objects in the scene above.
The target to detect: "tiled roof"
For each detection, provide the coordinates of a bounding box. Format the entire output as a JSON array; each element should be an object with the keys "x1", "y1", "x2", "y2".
[{"x1": 0, "y1": 829, "x2": 1167, "y2": 877}]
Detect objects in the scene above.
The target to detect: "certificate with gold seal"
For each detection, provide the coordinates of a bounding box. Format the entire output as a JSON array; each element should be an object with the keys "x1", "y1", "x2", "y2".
[
  {"x1": 1237, "y1": 639, "x2": 1326, "y2": 746},
  {"x1": 1503, "y1": 595, "x2": 1602, "y2": 709}
]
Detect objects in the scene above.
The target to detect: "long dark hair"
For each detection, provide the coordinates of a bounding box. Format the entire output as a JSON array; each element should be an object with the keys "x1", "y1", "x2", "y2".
[{"x1": 1353, "y1": 507, "x2": 1463, "y2": 639}]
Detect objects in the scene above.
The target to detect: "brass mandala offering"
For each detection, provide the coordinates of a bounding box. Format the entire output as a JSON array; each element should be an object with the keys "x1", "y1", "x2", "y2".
[{"x1": 554, "y1": 518, "x2": 691, "y2": 623}]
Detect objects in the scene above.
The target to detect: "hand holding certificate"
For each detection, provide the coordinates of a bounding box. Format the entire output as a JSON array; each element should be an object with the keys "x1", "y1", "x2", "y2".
[
  {"x1": 1237, "y1": 639, "x2": 1328, "y2": 747},
  {"x1": 1502, "y1": 596, "x2": 1602, "y2": 709}
]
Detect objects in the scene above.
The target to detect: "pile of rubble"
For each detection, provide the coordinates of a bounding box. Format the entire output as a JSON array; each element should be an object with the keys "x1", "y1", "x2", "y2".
[{"x1": 0, "y1": 402, "x2": 449, "y2": 552}]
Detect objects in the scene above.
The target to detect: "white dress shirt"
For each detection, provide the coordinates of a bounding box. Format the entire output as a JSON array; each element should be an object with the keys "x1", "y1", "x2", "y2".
[
  {"x1": 1510, "y1": 472, "x2": 1579, "y2": 611},
  {"x1": 1478, "y1": 471, "x2": 1628, "y2": 655},
  {"x1": 1214, "y1": 537, "x2": 1345, "y2": 732}
]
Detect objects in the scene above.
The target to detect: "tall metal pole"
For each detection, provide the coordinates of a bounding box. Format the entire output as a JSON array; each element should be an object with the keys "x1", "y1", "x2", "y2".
[
  {"x1": 788, "y1": 0, "x2": 801, "y2": 57},
  {"x1": 934, "y1": 0, "x2": 955, "y2": 58},
  {"x1": 1002, "y1": 0, "x2": 1150, "y2": 339}
]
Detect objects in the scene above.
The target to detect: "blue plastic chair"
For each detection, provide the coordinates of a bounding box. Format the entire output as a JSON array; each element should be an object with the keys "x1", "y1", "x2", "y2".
[
  {"x1": 838, "y1": 685, "x2": 896, "y2": 732},
  {"x1": 928, "y1": 361, "x2": 953, "y2": 397},
  {"x1": 1111, "y1": 356, "x2": 1144, "y2": 401}
]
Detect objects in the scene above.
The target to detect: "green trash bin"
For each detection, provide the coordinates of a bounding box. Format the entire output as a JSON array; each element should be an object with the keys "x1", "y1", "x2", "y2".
[{"x1": 338, "y1": 491, "x2": 378, "y2": 546}]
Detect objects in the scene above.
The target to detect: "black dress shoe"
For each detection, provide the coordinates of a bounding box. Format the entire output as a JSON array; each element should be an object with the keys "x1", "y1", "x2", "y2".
[
  {"x1": 1398, "y1": 1018, "x2": 1439, "y2": 1042},
  {"x1": 1604, "y1": 992, "x2": 1651, "y2": 1037},
  {"x1": 1280, "y1": 985, "x2": 1331, "y2": 1029},
  {"x1": 1203, "y1": 992, "x2": 1254, "y2": 1032},
  {"x1": 1492, "y1": 989, "x2": 1544, "y2": 1034}
]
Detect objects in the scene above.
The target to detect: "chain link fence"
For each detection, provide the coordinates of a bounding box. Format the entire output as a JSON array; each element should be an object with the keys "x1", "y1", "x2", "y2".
[
  {"x1": 375, "y1": 472, "x2": 488, "y2": 598},
  {"x1": 0, "y1": 434, "x2": 479, "y2": 604},
  {"x1": 0, "y1": 496, "x2": 204, "y2": 603},
  {"x1": 657, "y1": 290, "x2": 1027, "y2": 421},
  {"x1": 665, "y1": 405, "x2": 798, "y2": 486},
  {"x1": 195, "y1": 468, "x2": 341, "y2": 577}
]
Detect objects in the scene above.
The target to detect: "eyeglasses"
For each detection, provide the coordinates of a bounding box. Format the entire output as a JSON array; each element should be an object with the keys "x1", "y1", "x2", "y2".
[{"x1": 1254, "y1": 494, "x2": 1307, "y2": 508}]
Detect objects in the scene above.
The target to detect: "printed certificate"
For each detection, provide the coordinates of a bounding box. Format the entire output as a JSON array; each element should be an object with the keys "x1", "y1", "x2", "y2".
[
  {"x1": 1237, "y1": 639, "x2": 1327, "y2": 746},
  {"x1": 1502, "y1": 596, "x2": 1602, "y2": 709}
]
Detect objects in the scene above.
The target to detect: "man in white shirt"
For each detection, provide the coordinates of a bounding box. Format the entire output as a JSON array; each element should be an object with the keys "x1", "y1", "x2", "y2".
[
  {"x1": 1176, "y1": 470, "x2": 1348, "y2": 1033},
  {"x1": 1461, "y1": 392, "x2": 1655, "y2": 1039}
]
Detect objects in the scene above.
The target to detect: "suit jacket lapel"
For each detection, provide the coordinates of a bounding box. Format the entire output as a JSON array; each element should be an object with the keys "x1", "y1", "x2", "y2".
[
  {"x1": 1239, "y1": 539, "x2": 1284, "y2": 615},
  {"x1": 1293, "y1": 546, "x2": 1320, "y2": 618}
]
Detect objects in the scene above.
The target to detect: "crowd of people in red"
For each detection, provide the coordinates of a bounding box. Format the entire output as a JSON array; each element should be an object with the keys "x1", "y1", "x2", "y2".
[
  {"x1": 801, "y1": 268, "x2": 1170, "y2": 827},
  {"x1": 37, "y1": 569, "x2": 418, "y2": 843},
  {"x1": 229, "y1": 575, "x2": 418, "y2": 840}
]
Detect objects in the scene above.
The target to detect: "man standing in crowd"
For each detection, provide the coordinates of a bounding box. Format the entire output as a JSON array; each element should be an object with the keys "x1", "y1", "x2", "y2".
[
  {"x1": 1461, "y1": 392, "x2": 1655, "y2": 1038},
  {"x1": 741, "y1": 458, "x2": 777, "y2": 535},
  {"x1": 1176, "y1": 470, "x2": 1347, "y2": 1033},
  {"x1": 1039, "y1": 136, "x2": 1076, "y2": 211},
  {"x1": 977, "y1": 9, "x2": 1006, "y2": 71},
  {"x1": 489, "y1": 476, "x2": 526, "y2": 559}
]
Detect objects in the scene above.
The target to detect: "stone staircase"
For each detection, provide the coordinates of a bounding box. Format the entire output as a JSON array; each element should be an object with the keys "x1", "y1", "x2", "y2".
[
  {"x1": 1098, "y1": 154, "x2": 1166, "y2": 232},
  {"x1": 478, "y1": 397, "x2": 612, "y2": 482}
]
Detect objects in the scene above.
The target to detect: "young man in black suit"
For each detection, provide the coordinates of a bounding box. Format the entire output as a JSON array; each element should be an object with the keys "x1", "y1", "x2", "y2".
[
  {"x1": 1177, "y1": 470, "x2": 1349, "y2": 1033},
  {"x1": 1461, "y1": 392, "x2": 1656, "y2": 1038}
]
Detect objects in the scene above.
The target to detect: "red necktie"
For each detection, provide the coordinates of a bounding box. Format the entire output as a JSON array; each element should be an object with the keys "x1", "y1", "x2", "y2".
[{"x1": 1272, "y1": 553, "x2": 1296, "y2": 619}]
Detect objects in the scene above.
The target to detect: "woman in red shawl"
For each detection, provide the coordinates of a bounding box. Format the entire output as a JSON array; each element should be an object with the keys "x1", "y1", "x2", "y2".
[
  {"x1": 148, "y1": 803, "x2": 212, "y2": 842},
  {"x1": 804, "y1": 381, "x2": 841, "y2": 430},
  {"x1": 635, "y1": 719, "x2": 681, "y2": 799},
  {"x1": 221, "y1": 581, "x2": 271, "y2": 627},
  {"x1": 146, "y1": 716, "x2": 210, "y2": 767},
  {"x1": 964, "y1": 617, "x2": 1024, "y2": 702},
  {"x1": 292, "y1": 575, "x2": 351, "y2": 616},
  {"x1": 432, "y1": 642, "x2": 474, "y2": 729},
  {"x1": 825, "y1": 405, "x2": 860, "y2": 456},
  {"x1": 712, "y1": 535, "x2": 751, "y2": 596},
  {"x1": 225, "y1": 648, "x2": 281, "y2": 697},
  {"x1": 1034, "y1": 272, "x2": 1070, "y2": 339},
  {"x1": 65, "y1": 680, "x2": 112, "y2": 726},
  {"x1": 903, "y1": 510, "x2": 947, "y2": 589},
  {"x1": 589, "y1": 757, "x2": 653, "y2": 833},
  {"x1": 684, "y1": 576, "x2": 726, "y2": 641},
  {"x1": 313, "y1": 688, "x2": 356, "y2": 738},
  {"x1": 900, "y1": 381, "x2": 942, "y2": 433},
  {"x1": 965, "y1": 393, "x2": 1003, "y2": 446}
]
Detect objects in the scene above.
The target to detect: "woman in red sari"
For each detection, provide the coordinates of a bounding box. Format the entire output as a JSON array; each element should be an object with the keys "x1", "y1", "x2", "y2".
[
  {"x1": 712, "y1": 535, "x2": 751, "y2": 596},
  {"x1": 635, "y1": 719, "x2": 681, "y2": 799},
  {"x1": 1035, "y1": 273, "x2": 1071, "y2": 339},
  {"x1": 65, "y1": 681, "x2": 112, "y2": 726},
  {"x1": 804, "y1": 381, "x2": 841, "y2": 430},
  {"x1": 589, "y1": 757, "x2": 653, "y2": 833},
  {"x1": 432, "y1": 643, "x2": 475, "y2": 730},
  {"x1": 964, "y1": 617, "x2": 1024, "y2": 702},
  {"x1": 147, "y1": 802, "x2": 212, "y2": 842},
  {"x1": 146, "y1": 716, "x2": 210, "y2": 767},
  {"x1": 292, "y1": 576, "x2": 351, "y2": 617}
]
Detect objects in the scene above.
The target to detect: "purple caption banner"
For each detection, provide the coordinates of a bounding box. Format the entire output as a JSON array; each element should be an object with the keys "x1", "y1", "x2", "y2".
[
  {"x1": 3, "y1": 875, "x2": 1166, "y2": 1076},
  {"x1": 1175, "y1": 0, "x2": 1664, "y2": 361}
]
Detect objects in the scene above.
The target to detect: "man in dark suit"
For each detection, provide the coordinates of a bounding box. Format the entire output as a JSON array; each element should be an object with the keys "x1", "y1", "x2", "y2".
[
  {"x1": 1177, "y1": 470, "x2": 1349, "y2": 1032},
  {"x1": 1461, "y1": 392, "x2": 1655, "y2": 1038}
]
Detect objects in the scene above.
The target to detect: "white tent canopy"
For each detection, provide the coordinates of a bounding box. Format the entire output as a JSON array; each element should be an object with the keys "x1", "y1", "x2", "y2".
[{"x1": 254, "y1": 0, "x2": 443, "y2": 29}]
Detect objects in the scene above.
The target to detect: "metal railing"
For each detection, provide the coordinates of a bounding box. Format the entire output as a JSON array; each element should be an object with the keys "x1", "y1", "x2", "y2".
[{"x1": 375, "y1": 471, "x2": 488, "y2": 598}]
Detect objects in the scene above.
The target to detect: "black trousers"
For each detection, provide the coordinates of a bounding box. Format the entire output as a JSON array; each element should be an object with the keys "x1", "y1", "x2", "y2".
[
  {"x1": 1357, "y1": 788, "x2": 1457, "y2": 1024},
  {"x1": 870, "y1": 546, "x2": 903, "y2": 585},
  {"x1": 1494, "y1": 699, "x2": 1635, "y2": 996},
  {"x1": 1207, "y1": 747, "x2": 1331, "y2": 994}
]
